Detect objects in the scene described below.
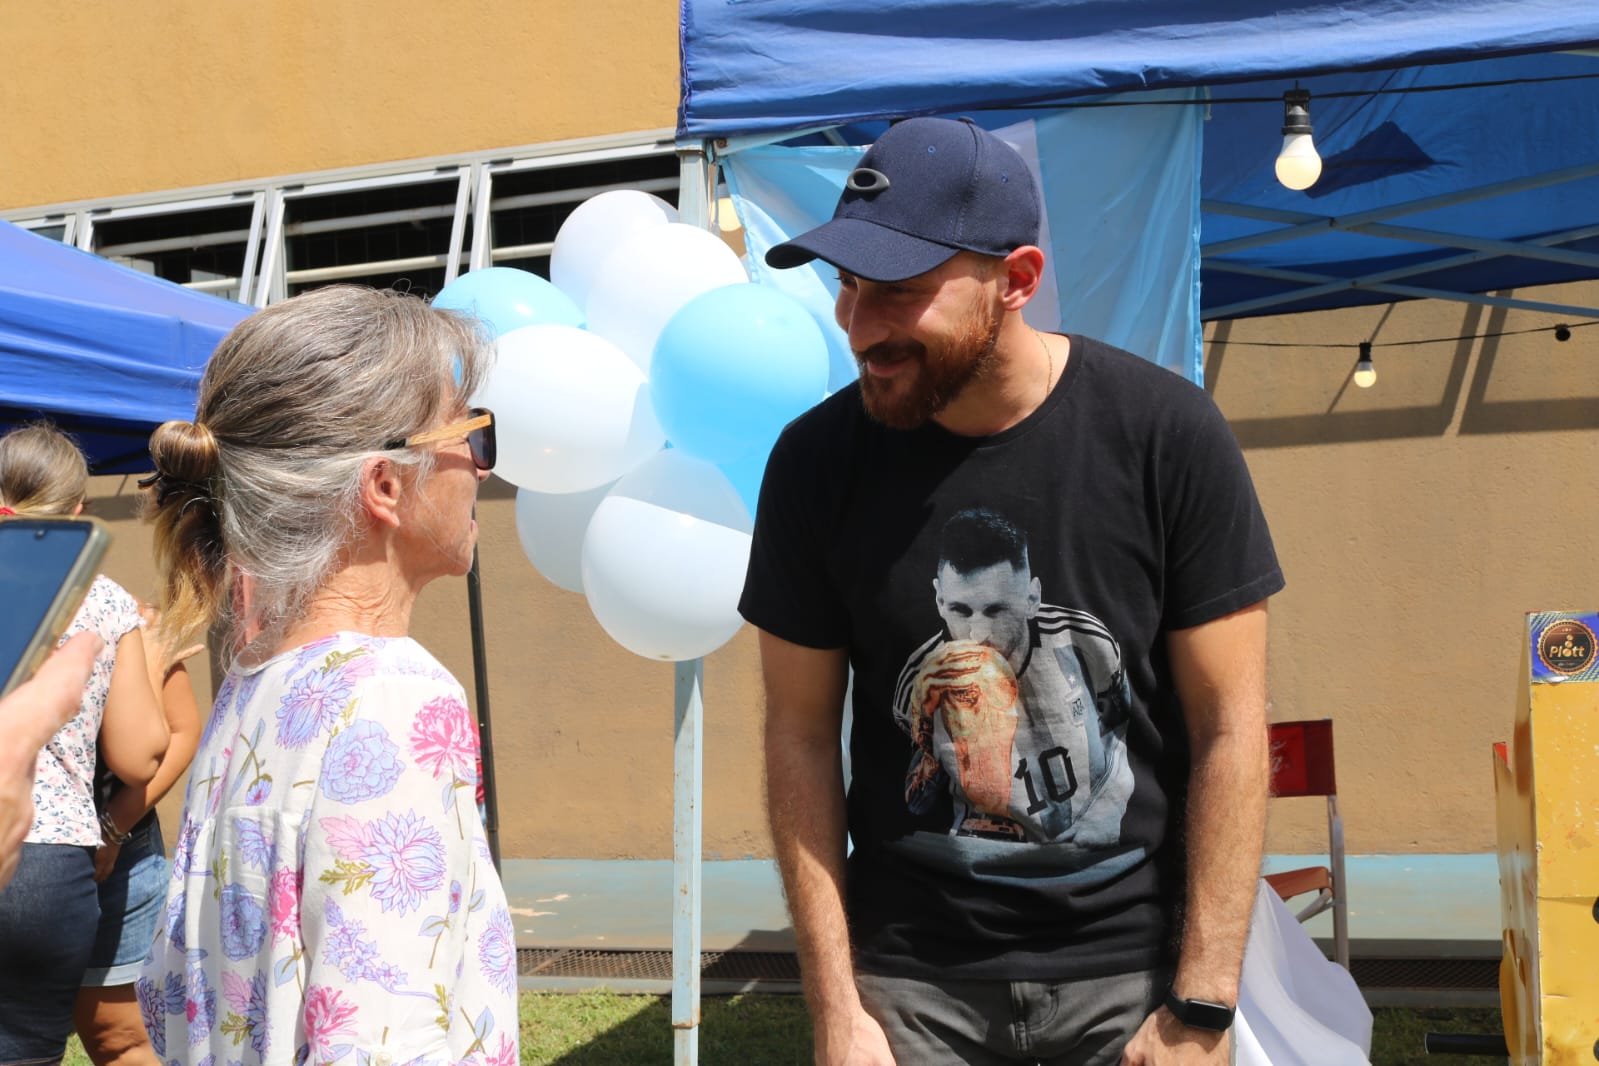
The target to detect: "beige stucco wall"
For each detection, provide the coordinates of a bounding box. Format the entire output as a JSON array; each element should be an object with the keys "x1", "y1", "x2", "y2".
[
  {"x1": 0, "y1": 0, "x2": 678, "y2": 208},
  {"x1": 14, "y1": 6, "x2": 1598, "y2": 860},
  {"x1": 96, "y1": 282, "x2": 1597, "y2": 860}
]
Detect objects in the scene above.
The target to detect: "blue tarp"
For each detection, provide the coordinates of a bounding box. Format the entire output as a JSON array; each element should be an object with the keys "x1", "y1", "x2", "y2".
[
  {"x1": 0, "y1": 221, "x2": 252, "y2": 474},
  {"x1": 681, "y1": 1, "x2": 1599, "y2": 323}
]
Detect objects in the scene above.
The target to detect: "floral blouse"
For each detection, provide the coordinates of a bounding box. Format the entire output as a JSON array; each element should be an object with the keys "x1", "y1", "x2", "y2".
[
  {"x1": 31, "y1": 575, "x2": 143, "y2": 845},
  {"x1": 139, "y1": 633, "x2": 517, "y2": 1066}
]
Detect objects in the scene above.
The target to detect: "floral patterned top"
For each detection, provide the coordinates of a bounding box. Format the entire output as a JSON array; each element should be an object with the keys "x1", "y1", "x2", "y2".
[
  {"x1": 30, "y1": 575, "x2": 143, "y2": 845},
  {"x1": 139, "y1": 633, "x2": 518, "y2": 1066}
]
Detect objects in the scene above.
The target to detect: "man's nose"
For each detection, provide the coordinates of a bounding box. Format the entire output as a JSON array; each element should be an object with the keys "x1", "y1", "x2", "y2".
[{"x1": 838, "y1": 289, "x2": 891, "y2": 354}]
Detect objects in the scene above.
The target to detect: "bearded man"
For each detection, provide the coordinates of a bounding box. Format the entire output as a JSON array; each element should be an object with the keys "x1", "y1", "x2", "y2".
[{"x1": 739, "y1": 116, "x2": 1284, "y2": 1066}]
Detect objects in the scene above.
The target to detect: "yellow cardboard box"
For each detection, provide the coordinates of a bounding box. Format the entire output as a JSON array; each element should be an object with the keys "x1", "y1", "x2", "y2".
[{"x1": 1493, "y1": 611, "x2": 1599, "y2": 1065}]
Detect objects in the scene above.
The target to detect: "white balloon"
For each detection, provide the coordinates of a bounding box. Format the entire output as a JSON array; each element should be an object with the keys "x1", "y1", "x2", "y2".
[
  {"x1": 513, "y1": 481, "x2": 614, "y2": 593},
  {"x1": 584, "y1": 223, "x2": 748, "y2": 372},
  {"x1": 475, "y1": 324, "x2": 665, "y2": 493},
  {"x1": 551, "y1": 190, "x2": 677, "y2": 311},
  {"x1": 581, "y1": 451, "x2": 752, "y2": 661}
]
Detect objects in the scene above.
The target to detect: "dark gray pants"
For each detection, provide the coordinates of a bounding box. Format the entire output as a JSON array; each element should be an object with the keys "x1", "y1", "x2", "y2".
[{"x1": 855, "y1": 967, "x2": 1165, "y2": 1066}]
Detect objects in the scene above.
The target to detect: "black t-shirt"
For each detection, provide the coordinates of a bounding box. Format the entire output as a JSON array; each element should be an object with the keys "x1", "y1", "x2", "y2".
[{"x1": 739, "y1": 335, "x2": 1284, "y2": 981}]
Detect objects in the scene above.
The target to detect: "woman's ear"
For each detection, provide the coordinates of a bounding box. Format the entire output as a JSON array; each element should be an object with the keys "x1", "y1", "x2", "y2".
[{"x1": 358, "y1": 456, "x2": 405, "y2": 529}]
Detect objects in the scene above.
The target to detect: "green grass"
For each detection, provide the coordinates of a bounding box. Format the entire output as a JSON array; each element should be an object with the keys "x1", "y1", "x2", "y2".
[{"x1": 61, "y1": 994, "x2": 1502, "y2": 1064}]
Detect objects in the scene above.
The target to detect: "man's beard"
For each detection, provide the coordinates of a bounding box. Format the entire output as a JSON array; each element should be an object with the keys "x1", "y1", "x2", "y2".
[{"x1": 855, "y1": 294, "x2": 1003, "y2": 430}]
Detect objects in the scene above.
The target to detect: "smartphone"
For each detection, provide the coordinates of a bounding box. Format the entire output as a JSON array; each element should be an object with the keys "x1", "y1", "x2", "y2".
[{"x1": 0, "y1": 516, "x2": 112, "y2": 697}]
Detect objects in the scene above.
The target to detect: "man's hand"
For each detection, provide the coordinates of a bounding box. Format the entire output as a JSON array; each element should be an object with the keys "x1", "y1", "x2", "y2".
[
  {"x1": 0, "y1": 632, "x2": 102, "y2": 889},
  {"x1": 1120, "y1": 1006, "x2": 1229, "y2": 1065},
  {"x1": 815, "y1": 1004, "x2": 897, "y2": 1066}
]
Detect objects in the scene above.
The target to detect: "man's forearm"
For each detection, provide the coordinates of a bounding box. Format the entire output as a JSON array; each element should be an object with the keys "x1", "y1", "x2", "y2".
[
  {"x1": 767, "y1": 729, "x2": 860, "y2": 1016},
  {"x1": 1173, "y1": 718, "x2": 1268, "y2": 1003}
]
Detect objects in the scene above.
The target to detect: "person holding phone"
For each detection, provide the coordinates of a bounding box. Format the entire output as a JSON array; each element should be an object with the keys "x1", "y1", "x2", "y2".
[
  {"x1": 138, "y1": 285, "x2": 517, "y2": 1066},
  {"x1": 0, "y1": 424, "x2": 171, "y2": 1066},
  {"x1": 0, "y1": 633, "x2": 103, "y2": 891}
]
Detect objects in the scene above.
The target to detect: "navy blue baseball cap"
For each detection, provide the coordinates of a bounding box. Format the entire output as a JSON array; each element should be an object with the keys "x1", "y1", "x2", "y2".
[{"x1": 765, "y1": 117, "x2": 1042, "y2": 283}]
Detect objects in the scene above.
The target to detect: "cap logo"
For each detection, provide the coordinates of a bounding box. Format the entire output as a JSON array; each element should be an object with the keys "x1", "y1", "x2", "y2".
[{"x1": 846, "y1": 167, "x2": 891, "y2": 194}]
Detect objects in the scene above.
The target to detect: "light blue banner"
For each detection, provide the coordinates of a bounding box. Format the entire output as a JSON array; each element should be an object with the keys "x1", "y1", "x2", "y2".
[{"x1": 723, "y1": 95, "x2": 1204, "y2": 385}]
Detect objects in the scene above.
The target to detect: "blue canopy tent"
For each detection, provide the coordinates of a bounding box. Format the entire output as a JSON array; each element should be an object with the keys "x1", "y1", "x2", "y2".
[
  {"x1": 0, "y1": 220, "x2": 252, "y2": 474},
  {"x1": 678, "y1": 0, "x2": 1599, "y2": 345},
  {"x1": 659, "y1": 7, "x2": 1599, "y2": 1061}
]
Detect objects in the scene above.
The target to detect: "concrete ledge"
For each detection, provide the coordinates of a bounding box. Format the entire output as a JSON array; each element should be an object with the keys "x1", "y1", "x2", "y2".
[{"x1": 508, "y1": 853, "x2": 1504, "y2": 955}]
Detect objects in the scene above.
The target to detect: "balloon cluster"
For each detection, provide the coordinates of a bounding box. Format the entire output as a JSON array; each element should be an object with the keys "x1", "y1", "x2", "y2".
[{"x1": 433, "y1": 191, "x2": 830, "y2": 661}]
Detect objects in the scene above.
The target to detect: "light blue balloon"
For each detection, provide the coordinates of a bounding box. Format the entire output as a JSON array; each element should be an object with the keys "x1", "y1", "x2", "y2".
[
  {"x1": 650, "y1": 283, "x2": 828, "y2": 465},
  {"x1": 433, "y1": 267, "x2": 584, "y2": 337},
  {"x1": 717, "y1": 438, "x2": 776, "y2": 521}
]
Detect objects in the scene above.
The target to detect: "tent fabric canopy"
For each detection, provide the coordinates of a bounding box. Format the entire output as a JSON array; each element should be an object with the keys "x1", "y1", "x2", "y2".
[
  {"x1": 680, "y1": 1, "x2": 1599, "y2": 323},
  {"x1": 0, "y1": 221, "x2": 252, "y2": 474},
  {"x1": 679, "y1": 0, "x2": 1599, "y2": 138}
]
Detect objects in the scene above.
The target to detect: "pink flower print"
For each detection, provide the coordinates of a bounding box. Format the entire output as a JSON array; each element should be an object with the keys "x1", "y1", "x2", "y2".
[
  {"x1": 318, "y1": 815, "x2": 368, "y2": 862},
  {"x1": 361, "y1": 810, "x2": 445, "y2": 914},
  {"x1": 303, "y1": 984, "x2": 357, "y2": 1058},
  {"x1": 409, "y1": 695, "x2": 479, "y2": 783},
  {"x1": 485, "y1": 1033, "x2": 517, "y2": 1066},
  {"x1": 268, "y1": 867, "x2": 300, "y2": 941}
]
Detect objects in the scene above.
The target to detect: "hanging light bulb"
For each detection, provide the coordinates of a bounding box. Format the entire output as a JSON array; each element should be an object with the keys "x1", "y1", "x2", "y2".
[
  {"x1": 1353, "y1": 342, "x2": 1377, "y2": 388},
  {"x1": 1275, "y1": 88, "x2": 1323, "y2": 191}
]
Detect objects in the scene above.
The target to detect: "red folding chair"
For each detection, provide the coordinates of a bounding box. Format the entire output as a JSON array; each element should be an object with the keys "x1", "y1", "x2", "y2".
[{"x1": 1264, "y1": 718, "x2": 1349, "y2": 969}]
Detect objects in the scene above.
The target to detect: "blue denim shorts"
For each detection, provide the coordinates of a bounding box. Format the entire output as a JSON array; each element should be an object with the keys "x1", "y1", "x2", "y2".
[
  {"x1": 81, "y1": 816, "x2": 168, "y2": 988},
  {"x1": 0, "y1": 841, "x2": 100, "y2": 1063}
]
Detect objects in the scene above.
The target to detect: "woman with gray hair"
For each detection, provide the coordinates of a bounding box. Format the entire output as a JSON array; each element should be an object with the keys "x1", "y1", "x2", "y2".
[{"x1": 138, "y1": 285, "x2": 517, "y2": 1065}]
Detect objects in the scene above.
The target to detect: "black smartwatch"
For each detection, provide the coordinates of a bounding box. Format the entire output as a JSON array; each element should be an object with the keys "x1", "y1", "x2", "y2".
[{"x1": 1164, "y1": 988, "x2": 1236, "y2": 1032}]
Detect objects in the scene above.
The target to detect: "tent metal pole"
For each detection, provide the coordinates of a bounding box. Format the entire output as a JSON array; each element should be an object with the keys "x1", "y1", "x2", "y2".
[
  {"x1": 669, "y1": 139, "x2": 715, "y2": 1066},
  {"x1": 466, "y1": 544, "x2": 501, "y2": 873},
  {"x1": 1205, "y1": 260, "x2": 1599, "y2": 321},
  {"x1": 1202, "y1": 220, "x2": 1599, "y2": 318},
  {"x1": 671, "y1": 659, "x2": 705, "y2": 1066},
  {"x1": 1202, "y1": 161, "x2": 1599, "y2": 257}
]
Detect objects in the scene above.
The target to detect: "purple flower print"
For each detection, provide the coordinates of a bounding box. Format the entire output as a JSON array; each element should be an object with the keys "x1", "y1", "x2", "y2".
[
  {"x1": 171, "y1": 818, "x2": 201, "y2": 878},
  {"x1": 320, "y1": 720, "x2": 403, "y2": 804},
  {"x1": 136, "y1": 977, "x2": 167, "y2": 1057},
  {"x1": 164, "y1": 971, "x2": 186, "y2": 1013},
  {"x1": 361, "y1": 810, "x2": 445, "y2": 914},
  {"x1": 479, "y1": 906, "x2": 516, "y2": 993},
  {"x1": 234, "y1": 818, "x2": 274, "y2": 870},
  {"x1": 448, "y1": 879, "x2": 462, "y2": 915},
  {"x1": 163, "y1": 894, "x2": 187, "y2": 953},
  {"x1": 185, "y1": 957, "x2": 218, "y2": 1044},
  {"x1": 222, "y1": 970, "x2": 271, "y2": 1056},
  {"x1": 323, "y1": 898, "x2": 380, "y2": 980},
  {"x1": 275, "y1": 669, "x2": 354, "y2": 748},
  {"x1": 410, "y1": 695, "x2": 479, "y2": 782},
  {"x1": 244, "y1": 776, "x2": 273, "y2": 805},
  {"x1": 219, "y1": 884, "x2": 268, "y2": 961}
]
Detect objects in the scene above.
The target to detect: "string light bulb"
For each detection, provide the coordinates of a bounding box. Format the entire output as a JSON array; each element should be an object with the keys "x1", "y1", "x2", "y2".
[
  {"x1": 1275, "y1": 88, "x2": 1323, "y2": 191},
  {"x1": 1353, "y1": 342, "x2": 1377, "y2": 388}
]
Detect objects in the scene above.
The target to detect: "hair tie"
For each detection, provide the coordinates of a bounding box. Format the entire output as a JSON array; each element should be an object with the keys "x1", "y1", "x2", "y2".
[{"x1": 0, "y1": 506, "x2": 15, "y2": 517}]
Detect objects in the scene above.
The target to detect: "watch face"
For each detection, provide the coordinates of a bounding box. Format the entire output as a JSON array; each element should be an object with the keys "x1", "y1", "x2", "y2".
[{"x1": 1166, "y1": 991, "x2": 1235, "y2": 1032}]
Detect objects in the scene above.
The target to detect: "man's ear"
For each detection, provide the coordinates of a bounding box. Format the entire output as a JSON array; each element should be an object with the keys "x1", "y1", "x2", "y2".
[
  {"x1": 358, "y1": 456, "x2": 405, "y2": 530},
  {"x1": 999, "y1": 245, "x2": 1046, "y2": 312}
]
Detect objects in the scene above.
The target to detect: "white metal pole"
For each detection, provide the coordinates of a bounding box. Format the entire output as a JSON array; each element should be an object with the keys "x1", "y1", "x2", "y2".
[
  {"x1": 672, "y1": 658, "x2": 705, "y2": 1066},
  {"x1": 669, "y1": 141, "x2": 717, "y2": 1066}
]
